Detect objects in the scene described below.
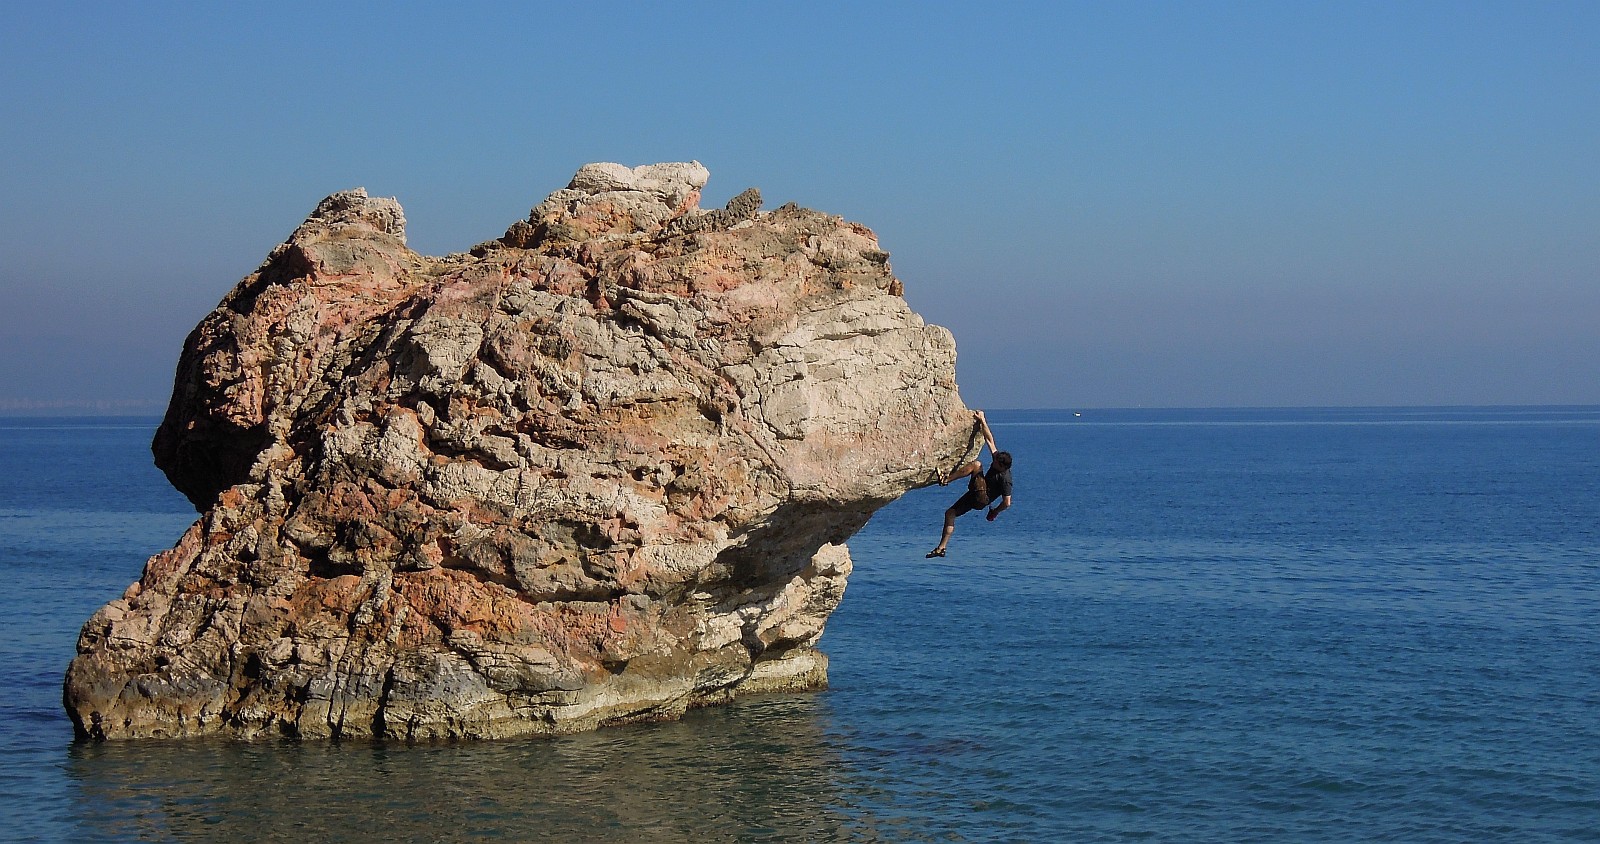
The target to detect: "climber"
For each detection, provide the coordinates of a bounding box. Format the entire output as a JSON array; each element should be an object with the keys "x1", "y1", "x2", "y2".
[{"x1": 926, "y1": 410, "x2": 1012, "y2": 558}]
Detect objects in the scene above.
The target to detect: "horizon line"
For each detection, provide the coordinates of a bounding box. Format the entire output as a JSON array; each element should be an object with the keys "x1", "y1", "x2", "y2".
[{"x1": 5, "y1": 402, "x2": 1600, "y2": 421}]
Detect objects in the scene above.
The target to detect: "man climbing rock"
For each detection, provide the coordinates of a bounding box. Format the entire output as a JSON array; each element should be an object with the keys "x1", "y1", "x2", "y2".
[{"x1": 927, "y1": 410, "x2": 1013, "y2": 557}]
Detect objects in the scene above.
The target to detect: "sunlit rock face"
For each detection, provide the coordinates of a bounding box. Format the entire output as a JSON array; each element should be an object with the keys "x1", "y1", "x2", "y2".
[{"x1": 65, "y1": 162, "x2": 972, "y2": 740}]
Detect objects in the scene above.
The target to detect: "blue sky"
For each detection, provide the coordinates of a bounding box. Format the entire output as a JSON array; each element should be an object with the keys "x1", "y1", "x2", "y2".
[{"x1": 2, "y1": 1, "x2": 1596, "y2": 411}]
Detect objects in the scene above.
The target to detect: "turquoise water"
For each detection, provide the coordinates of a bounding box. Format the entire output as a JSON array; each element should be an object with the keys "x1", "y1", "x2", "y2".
[{"x1": 4, "y1": 409, "x2": 1599, "y2": 841}]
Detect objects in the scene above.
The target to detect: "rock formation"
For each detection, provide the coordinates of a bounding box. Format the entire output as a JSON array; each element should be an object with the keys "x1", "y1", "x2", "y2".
[{"x1": 65, "y1": 161, "x2": 973, "y2": 740}]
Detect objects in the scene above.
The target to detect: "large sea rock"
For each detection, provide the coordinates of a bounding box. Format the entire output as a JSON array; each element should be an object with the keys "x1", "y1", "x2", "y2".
[{"x1": 65, "y1": 162, "x2": 973, "y2": 740}]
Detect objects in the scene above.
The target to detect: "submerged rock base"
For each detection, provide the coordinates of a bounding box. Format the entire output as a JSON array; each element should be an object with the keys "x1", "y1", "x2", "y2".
[{"x1": 65, "y1": 162, "x2": 971, "y2": 740}]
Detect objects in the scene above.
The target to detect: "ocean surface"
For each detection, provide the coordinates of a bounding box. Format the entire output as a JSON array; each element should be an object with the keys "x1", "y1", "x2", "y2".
[{"x1": 3, "y1": 407, "x2": 1599, "y2": 842}]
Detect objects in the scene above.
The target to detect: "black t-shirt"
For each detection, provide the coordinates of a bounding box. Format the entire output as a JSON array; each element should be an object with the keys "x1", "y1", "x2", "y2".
[
  {"x1": 968, "y1": 464, "x2": 1013, "y2": 503},
  {"x1": 985, "y1": 465, "x2": 1013, "y2": 500}
]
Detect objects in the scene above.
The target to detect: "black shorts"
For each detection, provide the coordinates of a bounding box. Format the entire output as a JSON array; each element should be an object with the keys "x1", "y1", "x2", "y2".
[{"x1": 949, "y1": 489, "x2": 990, "y2": 516}]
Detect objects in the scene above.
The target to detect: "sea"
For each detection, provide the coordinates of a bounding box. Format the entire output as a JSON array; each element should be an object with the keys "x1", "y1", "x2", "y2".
[{"x1": 3, "y1": 407, "x2": 1599, "y2": 842}]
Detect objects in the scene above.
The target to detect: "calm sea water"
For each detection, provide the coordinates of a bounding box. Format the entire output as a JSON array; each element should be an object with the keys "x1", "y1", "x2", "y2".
[{"x1": 3, "y1": 408, "x2": 1599, "y2": 842}]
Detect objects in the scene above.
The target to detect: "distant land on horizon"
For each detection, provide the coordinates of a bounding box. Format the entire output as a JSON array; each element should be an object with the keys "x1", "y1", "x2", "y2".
[
  {"x1": 0, "y1": 399, "x2": 169, "y2": 416},
  {"x1": 5, "y1": 402, "x2": 1599, "y2": 420}
]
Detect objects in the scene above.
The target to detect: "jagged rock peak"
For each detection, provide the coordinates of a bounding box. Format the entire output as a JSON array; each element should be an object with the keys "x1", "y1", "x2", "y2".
[
  {"x1": 301, "y1": 187, "x2": 407, "y2": 242},
  {"x1": 66, "y1": 162, "x2": 972, "y2": 741},
  {"x1": 497, "y1": 160, "x2": 762, "y2": 250},
  {"x1": 566, "y1": 160, "x2": 709, "y2": 205}
]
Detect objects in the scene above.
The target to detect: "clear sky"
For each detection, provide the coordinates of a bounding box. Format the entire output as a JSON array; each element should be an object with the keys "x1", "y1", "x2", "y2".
[{"x1": 2, "y1": 1, "x2": 1596, "y2": 411}]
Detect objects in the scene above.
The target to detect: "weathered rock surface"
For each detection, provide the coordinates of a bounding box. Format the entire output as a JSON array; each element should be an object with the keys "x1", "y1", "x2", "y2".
[{"x1": 65, "y1": 162, "x2": 972, "y2": 740}]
